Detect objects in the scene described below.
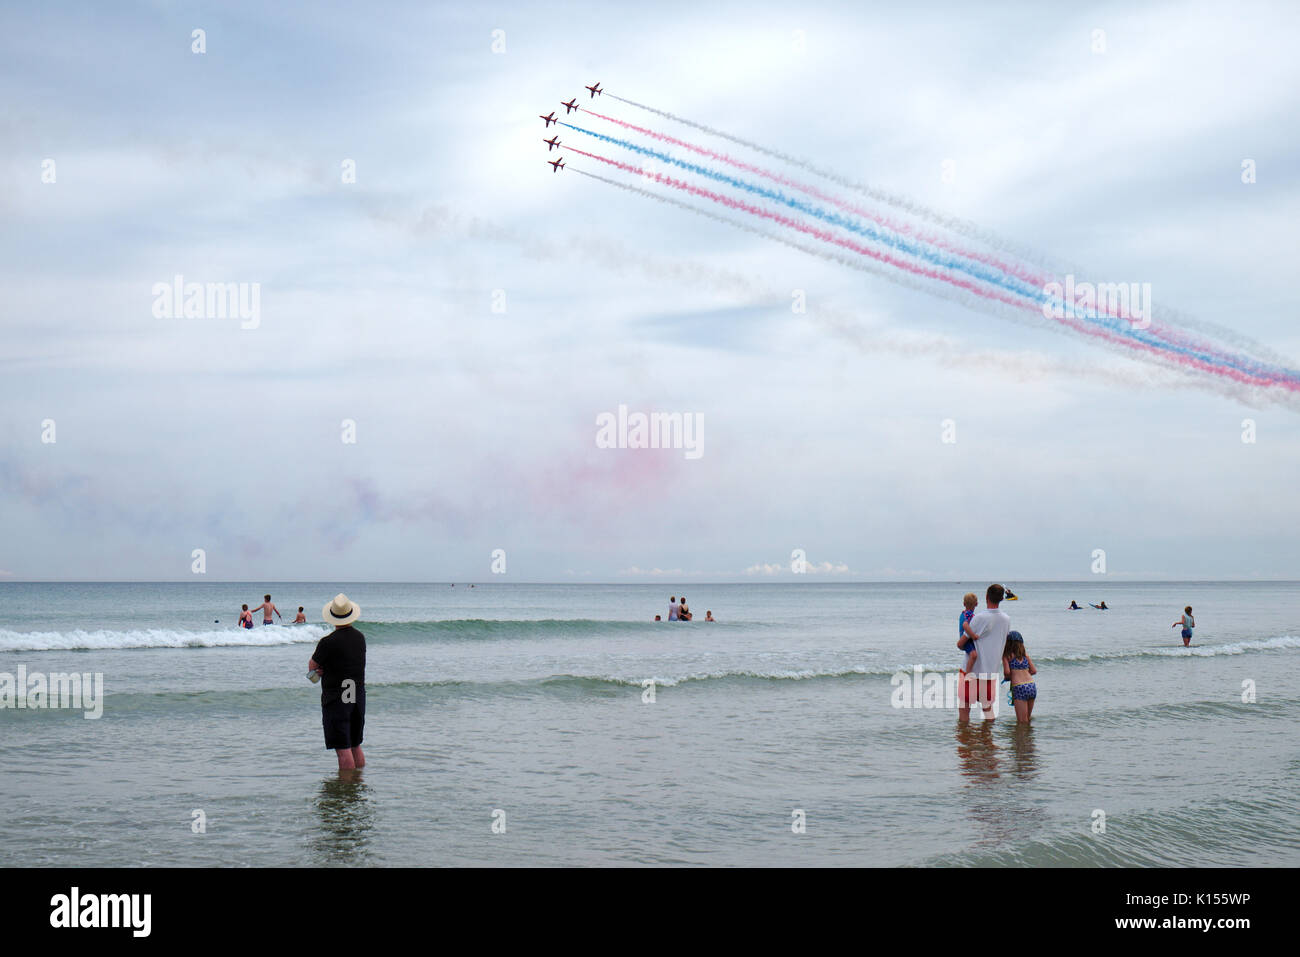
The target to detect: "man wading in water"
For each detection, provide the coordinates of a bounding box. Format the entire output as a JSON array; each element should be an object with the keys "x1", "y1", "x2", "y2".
[
  {"x1": 308, "y1": 593, "x2": 367, "y2": 773},
  {"x1": 960, "y1": 583, "x2": 1011, "y2": 721}
]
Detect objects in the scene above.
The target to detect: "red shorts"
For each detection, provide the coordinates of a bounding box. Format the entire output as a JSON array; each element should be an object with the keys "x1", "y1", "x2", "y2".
[{"x1": 958, "y1": 671, "x2": 994, "y2": 708}]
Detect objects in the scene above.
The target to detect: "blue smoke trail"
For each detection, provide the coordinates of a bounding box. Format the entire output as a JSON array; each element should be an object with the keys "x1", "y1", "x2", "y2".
[{"x1": 559, "y1": 121, "x2": 1297, "y2": 386}]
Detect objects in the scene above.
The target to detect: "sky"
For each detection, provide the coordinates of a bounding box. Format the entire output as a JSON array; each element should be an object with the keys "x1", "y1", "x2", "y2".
[{"x1": 2, "y1": 0, "x2": 1299, "y2": 582}]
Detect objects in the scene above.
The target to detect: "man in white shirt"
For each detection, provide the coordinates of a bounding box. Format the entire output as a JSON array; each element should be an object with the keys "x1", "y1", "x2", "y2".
[
  {"x1": 668, "y1": 596, "x2": 680, "y2": 621},
  {"x1": 960, "y1": 583, "x2": 1011, "y2": 721}
]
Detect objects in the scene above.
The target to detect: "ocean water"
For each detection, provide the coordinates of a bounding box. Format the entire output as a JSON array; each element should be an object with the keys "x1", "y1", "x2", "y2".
[{"x1": 2, "y1": 581, "x2": 1297, "y2": 867}]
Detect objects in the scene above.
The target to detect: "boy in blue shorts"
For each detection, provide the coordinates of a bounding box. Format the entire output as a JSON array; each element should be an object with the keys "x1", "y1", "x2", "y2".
[{"x1": 957, "y1": 591, "x2": 979, "y2": 676}]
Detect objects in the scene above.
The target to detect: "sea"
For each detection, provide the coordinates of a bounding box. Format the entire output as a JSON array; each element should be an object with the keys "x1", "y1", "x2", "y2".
[{"x1": 2, "y1": 581, "x2": 1297, "y2": 867}]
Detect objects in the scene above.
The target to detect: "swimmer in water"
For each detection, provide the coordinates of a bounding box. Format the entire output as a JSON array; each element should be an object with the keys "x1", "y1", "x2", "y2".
[
  {"x1": 705, "y1": 610, "x2": 715, "y2": 622},
  {"x1": 250, "y1": 594, "x2": 281, "y2": 625},
  {"x1": 239, "y1": 604, "x2": 253, "y2": 629},
  {"x1": 293, "y1": 606, "x2": 307, "y2": 623},
  {"x1": 1173, "y1": 606, "x2": 1195, "y2": 646}
]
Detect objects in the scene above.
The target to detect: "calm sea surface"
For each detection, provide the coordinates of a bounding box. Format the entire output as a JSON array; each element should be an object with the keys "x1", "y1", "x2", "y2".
[{"x1": 2, "y1": 581, "x2": 1297, "y2": 866}]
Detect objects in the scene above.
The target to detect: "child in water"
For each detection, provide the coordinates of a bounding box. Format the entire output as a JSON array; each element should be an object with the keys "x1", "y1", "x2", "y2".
[
  {"x1": 239, "y1": 604, "x2": 253, "y2": 629},
  {"x1": 1173, "y1": 606, "x2": 1195, "y2": 646},
  {"x1": 1002, "y1": 630, "x2": 1037, "y2": 722},
  {"x1": 293, "y1": 606, "x2": 307, "y2": 623},
  {"x1": 956, "y1": 592, "x2": 979, "y2": 677}
]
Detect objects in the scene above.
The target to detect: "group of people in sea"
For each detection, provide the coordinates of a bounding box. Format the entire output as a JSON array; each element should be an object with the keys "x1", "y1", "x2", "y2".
[
  {"x1": 236, "y1": 593, "x2": 309, "y2": 628},
  {"x1": 654, "y1": 596, "x2": 714, "y2": 622},
  {"x1": 1066, "y1": 599, "x2": 1195, "y2": 645},
  {"x1": 956, "y1": 583, "x2": 1038, "y2": 723},
  {"x1": 285, "y1": 582, "x2": 1199, "y2": 773},
  {"x1": 958, "y1": 587, "x2": 1201, "y2": 723}
]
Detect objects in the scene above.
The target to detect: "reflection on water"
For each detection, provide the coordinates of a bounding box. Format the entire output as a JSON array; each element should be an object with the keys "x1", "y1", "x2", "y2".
[
  {"x1": 954, "y1": 720, "x2": 1005, "y2": 851},
  {"x1": 1006, "y1": 722, "x2": 1039, "y2": 782},
  {"x1": 955, "y1": 720, "x2": 1000, "y2": 786},
  {"x1": 310, "y1": 774, "x2": 374, "y2": 865},
  {"x1": 953, "y1": 720, "x2": 1051, "y2": 859}
]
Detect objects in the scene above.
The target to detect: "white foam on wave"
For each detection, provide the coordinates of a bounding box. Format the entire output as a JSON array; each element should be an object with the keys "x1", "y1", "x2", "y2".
[
  {"x1": 0, "y1": 625, "x2": 328, "y2": 652},
  {"x1": 1051, "y1": 634, "x2": 1300, "y2": 661},
  {"x1": 595, "y1": 666, "x2": 884, "y2": 687}
]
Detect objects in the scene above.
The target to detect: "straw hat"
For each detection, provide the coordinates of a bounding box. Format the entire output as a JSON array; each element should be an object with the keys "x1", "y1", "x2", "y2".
[{"x1": 322, "y1": 593, "x2": 361, "y2": 626}]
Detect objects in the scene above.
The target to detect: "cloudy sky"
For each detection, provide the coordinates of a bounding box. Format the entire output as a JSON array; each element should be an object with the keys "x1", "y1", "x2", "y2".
[{"x1": 2, "y1": 0, "x2": 1298, "y2": 582}]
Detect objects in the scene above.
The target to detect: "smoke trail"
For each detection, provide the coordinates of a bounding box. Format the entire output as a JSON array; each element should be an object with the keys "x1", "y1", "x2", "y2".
[
  {"x1": 568, "y1": 167, "x2": 1199, "y2": 394},
  {"x1": 604, "y1": 91, "x2": 1052, "y2": 267},
  {"x1": 564, "y1": 146, "x2": 1031, "y2": 311},
  {"x1": 563, "y1": 123, "x2": 1297, "y2": 388},
  {"x1": 579, "y1": 110, "x2": 1293, "y2": 387},
  {"x1": 582, "y1": 106, "x2": 1046, "y2": 289},
  {"x1": 372, "y1": 195, "x2": 1296, "y2": 408},
  {"x1": 604, "y1": 90, "x2": 1300, "y2": 390},
  {"x1": 564, "y1": 147, "x2": 1297, "y2": 397},
  {"x1": 570, "y1": 166, "x2": 1029, "y2": 327},
  {"x1": 562, "y1": 120, "x2": 1047, "y2": 303}
]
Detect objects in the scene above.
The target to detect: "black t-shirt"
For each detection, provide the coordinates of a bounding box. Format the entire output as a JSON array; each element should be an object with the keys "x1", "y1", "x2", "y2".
[{"x1": 312, "y1": 626, "x2": 366, "y2": 696}]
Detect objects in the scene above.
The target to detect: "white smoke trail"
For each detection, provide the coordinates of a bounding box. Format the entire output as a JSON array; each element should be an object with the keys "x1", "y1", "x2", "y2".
[
  {"x1": 605, "y1": 92, "x2": 1052, "y2": 269},
  {"x1": 567, "y1": 166, "x2": 1300, "y2": 409},
  {"x1": 606, "y1": 91, "x2": 1300, "y2": 390},
  {"x1": 368, "y1": 188, "x2": 1297, "y2": 408},
  {"x1": 566, "y1": 168, "x2": 1204, "y2": 393}
]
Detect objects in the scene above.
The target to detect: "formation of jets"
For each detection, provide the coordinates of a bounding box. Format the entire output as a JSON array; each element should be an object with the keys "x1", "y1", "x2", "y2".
[{"x1": 540, "y1": 84, "x2": 601, "y2": 173}]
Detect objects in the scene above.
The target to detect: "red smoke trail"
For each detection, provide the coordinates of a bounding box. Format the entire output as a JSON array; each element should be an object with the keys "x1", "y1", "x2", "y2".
[
  {"x1": 563, "y1": 147, "x2": 1290, "y2": 392},
  {"x1": 582, "y1": 106, "x2": 1046, "y2": 289},
  {"x1": 578, "y1": 109, "x2": 1278, "y2": 385},
  {"x1": 564, "y1": 147, "x2": 1027, "y2": 309}
]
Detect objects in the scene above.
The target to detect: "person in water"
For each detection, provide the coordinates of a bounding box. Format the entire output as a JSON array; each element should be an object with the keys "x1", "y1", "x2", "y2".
[
  {"x1": 961, "y1": 584, "x2": 1010, "y2": 721},
  {"x1": 293, "y1": 606, "x2": 307, "y2": 623},
  {"x1": 668, "y1": 597, "x2": 679, "y2": 621},
  {"x1": 309, "y1": 593, "x2": 367, "y2": 772},
  {"x1": 1173, "y1": 606, "x2": 1195, "y2": 646},
  {"x1": 705, "y1": 610, "x2": 715, "y2": 622},
  {"x1": 956, "y1": 592, "x2": 980, "y2": 677},
  {"x1": 654, "y1": 615, "x2": 661, "y2": 621},
  {"x1": 1002, "y1": 630, "x2": 1038, "y2": 723},
  {"x1": 679, "y1": 597, "x2": 692, "y2": 621},
  {"x1": 239, "y1": 604, "x2": 253, "y2": 629},
  {"x1": 1068, "y1": 600, "x2": 1081, "y2": 610},
  {"x1": 251, "y1": 594, "x2": 281, "y2": 625}
]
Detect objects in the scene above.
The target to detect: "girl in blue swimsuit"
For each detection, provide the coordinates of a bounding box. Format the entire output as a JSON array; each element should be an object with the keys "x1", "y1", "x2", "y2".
[{"x1": 1001, "y1": 630, "x2": 1038, "y2": 723}]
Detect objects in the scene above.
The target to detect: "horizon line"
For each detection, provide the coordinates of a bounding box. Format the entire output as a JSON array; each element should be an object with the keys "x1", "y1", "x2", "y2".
[{"x1": 2, "y1": 579, "x2": 1296, "y2": 586}]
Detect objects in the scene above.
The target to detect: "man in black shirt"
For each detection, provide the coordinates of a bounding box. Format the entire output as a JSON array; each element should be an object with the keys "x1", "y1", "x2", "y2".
[{"x1": 309, "y1": 593, "x2": 367, "y2": 771}]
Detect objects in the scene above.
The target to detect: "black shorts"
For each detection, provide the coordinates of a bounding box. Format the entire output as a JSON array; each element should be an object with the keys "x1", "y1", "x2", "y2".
[{"x1": 321, "y1": 688, "x2": 365, "y2": 750}]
